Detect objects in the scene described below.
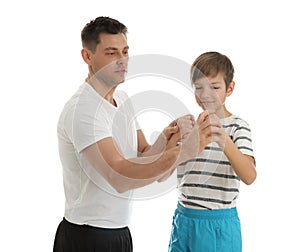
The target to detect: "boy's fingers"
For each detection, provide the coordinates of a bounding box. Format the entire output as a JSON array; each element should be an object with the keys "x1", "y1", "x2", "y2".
[{"x1": 197, "y1": 110, "x2": 209, "y2": 124}]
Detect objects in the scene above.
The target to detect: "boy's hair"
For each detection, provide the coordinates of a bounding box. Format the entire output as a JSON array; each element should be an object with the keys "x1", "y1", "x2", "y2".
[
  {"x1": 191, "y1": 51, "x2": 234, "y2": 89},
  {"x1": 81, "y1": 16, "x2": 128, "y2": 52}
]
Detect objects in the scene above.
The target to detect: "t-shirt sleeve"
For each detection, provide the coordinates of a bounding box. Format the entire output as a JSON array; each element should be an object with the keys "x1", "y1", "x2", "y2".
[
  {"x1": 75, "y1": 112, "x2": 111, "y2": 153},
  {"x1": 232, "y1": 119, "x2": 254, "y2": 157},
  {"x1": 69, "y1": 99, "x2": 112, "y2": 153}
]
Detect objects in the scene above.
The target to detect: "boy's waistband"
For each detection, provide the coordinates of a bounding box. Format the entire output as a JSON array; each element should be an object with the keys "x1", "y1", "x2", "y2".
[{"x1": 177, "y1": 202, "x2": 238, "y2": 220}]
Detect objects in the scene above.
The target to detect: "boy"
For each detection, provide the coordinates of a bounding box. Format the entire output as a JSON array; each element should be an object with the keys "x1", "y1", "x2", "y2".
[{"x1": 168, "y1": 52, "x2": 257, "y2": 252}]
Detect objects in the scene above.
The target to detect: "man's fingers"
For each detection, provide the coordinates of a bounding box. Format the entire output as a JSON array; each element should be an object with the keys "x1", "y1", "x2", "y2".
[
  {"x1": 163, "y1": 125, "x2": 179, "y2": 140},
  {"x1": 175, "y1": 114, "x2": 196, "y2": 138}
]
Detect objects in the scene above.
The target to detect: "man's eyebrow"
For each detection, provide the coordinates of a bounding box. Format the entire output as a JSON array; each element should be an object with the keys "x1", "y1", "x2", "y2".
[
  {"x1": 104, "y1": 47, "x2": 118, "y2": 51},
  {"x1": 104, "y1": 46, "x2": 129, "y2": 51}
]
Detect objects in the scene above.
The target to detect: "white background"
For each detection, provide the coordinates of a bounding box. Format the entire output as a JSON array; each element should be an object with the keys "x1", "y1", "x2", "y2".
[{"x1": 1, "y1": 0, "x2": 299, "y2": 251}]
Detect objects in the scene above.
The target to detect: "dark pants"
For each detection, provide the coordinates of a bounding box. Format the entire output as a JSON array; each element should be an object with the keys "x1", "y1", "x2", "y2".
[{"x1": 53, "y1": 218, "x2": 133, "y2": 252}]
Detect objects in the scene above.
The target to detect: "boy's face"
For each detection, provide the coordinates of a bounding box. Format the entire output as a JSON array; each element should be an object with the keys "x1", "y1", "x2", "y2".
[{"x1": 193, "y1": 72, "x2": 233, "y2": 114}]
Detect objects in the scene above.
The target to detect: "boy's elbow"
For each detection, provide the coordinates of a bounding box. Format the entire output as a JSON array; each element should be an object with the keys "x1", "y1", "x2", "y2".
[{"x1": 243, "y1": 170, "x2": 257, "y2": 185}]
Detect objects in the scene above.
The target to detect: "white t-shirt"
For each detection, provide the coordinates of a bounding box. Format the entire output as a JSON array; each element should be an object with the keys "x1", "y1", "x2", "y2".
[{"x1": 57, "y1": 82, "x2": 140, "y2": 228}]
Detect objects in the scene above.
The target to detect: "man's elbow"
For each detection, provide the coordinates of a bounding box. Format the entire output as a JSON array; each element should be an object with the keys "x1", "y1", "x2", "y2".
[{"x1": 114, "y1": 184, "x2": 131, "y2": 194}]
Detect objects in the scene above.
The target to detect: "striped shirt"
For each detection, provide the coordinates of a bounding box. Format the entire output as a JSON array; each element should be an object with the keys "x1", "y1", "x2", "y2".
[{"x1": 177, "y1": 115, "x2": 254, "y2": 210}]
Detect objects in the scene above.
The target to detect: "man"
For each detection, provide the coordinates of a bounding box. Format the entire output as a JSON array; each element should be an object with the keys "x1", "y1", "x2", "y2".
[{"x1": 53, "y1": 16, "x2": 215, "y2": 251}]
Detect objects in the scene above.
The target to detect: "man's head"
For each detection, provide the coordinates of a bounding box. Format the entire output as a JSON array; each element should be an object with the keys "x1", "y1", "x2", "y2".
[
  {"x1": 81, "y1": 16, "x2": 128, "y2": 53},
  {"x1": 81, "y1": 17, "x2": 129, "y2": 86},
  {"x1": 191, "y1": 52, "x2": 235, "y2": 113}
]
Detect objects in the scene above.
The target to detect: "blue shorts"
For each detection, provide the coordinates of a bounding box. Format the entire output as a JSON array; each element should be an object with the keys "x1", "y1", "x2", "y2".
[{"x1": 168, "y1": 203, "x2": 242, "y2": 252}]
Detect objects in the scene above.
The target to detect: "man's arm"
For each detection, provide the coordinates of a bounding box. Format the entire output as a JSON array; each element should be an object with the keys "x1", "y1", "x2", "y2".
[
  {"x1": 82, "y1": 137, "x2": 182, "y2": 193},
  {"x1": 81, "y1": 111, "x2": 213, "y2": 193},
  {"x1": 137, "y1": 115, "x2": 195, "y2": 157},
  {"x1": 134, "y1": 115, "x2": 195, "y2": 182}
]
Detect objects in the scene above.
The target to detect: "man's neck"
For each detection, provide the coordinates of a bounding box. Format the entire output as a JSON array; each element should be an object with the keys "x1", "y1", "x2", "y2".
[{"x1": 86, "y1": 76, "x2": 117, "y2": 106}]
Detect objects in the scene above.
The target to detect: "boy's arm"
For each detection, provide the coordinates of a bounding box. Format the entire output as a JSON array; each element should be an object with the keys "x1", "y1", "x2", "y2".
[
  {"x1": 223, "y1": 135, "x2": 256, "y2": 185},
  {"x1": 209, "y1": 113, "x2": 257, "y2": 185}
]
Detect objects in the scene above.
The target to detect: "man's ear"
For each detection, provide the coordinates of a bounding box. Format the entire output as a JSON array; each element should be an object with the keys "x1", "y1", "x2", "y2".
[
  {"x1": 226, "y1": 81, "x2": 235, "y2": 97},
  {"x1": 81, "y1": 48, "x2": 91, "y2": 65}
]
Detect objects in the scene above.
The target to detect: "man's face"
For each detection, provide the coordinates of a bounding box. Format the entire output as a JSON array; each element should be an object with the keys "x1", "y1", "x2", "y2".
[
  {"x1": 193, "y1": 72, "x2": 228, "y2": 113},
  {"x1": 88, "y1": 33, "x2": 129, "y2": 86}
]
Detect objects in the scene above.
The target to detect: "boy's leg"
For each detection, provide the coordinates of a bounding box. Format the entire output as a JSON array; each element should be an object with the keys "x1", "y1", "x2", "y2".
[
  {"x1": 168, "y1": 204, "x2": 241, "y2": 252},
  {"x1": 168, "y1": 206, "x2": 216, "y2": 252},
  {"x1": 217, "y1": 215, "x2": 242, "y2": 252}
]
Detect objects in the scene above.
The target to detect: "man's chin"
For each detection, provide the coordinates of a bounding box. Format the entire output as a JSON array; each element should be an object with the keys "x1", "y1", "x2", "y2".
[{"x1": 116, "y1": 78, "x2": 125, "y2": 85}]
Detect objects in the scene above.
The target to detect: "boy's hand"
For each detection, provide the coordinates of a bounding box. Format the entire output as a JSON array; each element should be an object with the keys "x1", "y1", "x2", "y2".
[
  {"x1": 209, "y1": 113, "x2": 227, "y2": 150},
  {"x1": 179, "y1": 111, "x2": 225, "y2": 162},
  {"x1": 196, "y1": 111, "x2": 216, "y2": 153},
  {"x1": 178, "y1": 111, "x2": 211, "y2": 161},
  {"x1": 202, "y1": 112, "x2": 227, "y2": 150}
]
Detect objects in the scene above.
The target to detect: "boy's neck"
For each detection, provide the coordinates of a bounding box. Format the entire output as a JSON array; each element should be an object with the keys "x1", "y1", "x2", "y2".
[{"x1": 215, "y1": 106, "x2": 232, "y2": 119}]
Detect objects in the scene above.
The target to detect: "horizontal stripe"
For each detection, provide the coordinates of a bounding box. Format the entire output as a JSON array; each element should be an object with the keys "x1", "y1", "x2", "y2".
[
  {"x1": 234, "y1": 136, "x2": 252, "y2": 143},
  {"x1": 234, "y1": 126, "x2": 251, "y2": 133},
  {"x1": 184, "y1": 195, "x2": 233, "y2": 205},
  {"x1": 223, "y1": 123, "x2": 240, "y2": 129},
  {"x1": 179, "y1": 158, "x2": 231, "y2": 166},
  {"x1": 204, "y1": 146, "x2": 222, "y2": 151},
  {"x1": 238, "y1": 146, "x2": 253, "y2": 151},
  {"x1": 180, "y1": 200, "x2": 212, "y2": 210},
  {"x1": 180, "y1": 183, "x2": 239, "y2": 192},
  {"x1": 177, "y1": 170, "x2": 240, "y2": 180}
]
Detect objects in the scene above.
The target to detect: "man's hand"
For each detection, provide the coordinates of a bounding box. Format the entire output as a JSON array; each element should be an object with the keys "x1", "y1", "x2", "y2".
[{"x1": 163, "y1": 114, "x2": 195, "y2": 149}]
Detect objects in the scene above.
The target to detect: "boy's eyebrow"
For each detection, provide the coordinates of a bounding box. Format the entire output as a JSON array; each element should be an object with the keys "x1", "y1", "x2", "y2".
[{"x1": 194, "y1": 81, "x2": 221, "y2": 86}]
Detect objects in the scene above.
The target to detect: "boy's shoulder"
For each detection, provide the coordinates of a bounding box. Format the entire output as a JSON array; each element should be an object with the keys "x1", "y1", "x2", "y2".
[{"x1": 222, "y1": 114, "x2": 251, "y2": 128}]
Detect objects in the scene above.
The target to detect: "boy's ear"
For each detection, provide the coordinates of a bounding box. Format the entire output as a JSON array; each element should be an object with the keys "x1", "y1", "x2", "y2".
[{"x1": 226, "y1": 81, "x2": 235, "y2": 97}]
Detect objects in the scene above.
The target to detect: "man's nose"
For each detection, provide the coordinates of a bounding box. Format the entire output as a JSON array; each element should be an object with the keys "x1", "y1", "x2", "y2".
[{"x1": 116, "y1": 54, "x2": 128, "y2": 65}]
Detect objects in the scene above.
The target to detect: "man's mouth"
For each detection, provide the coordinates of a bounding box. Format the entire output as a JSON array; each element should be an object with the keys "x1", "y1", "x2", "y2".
[{"x1": 115, "y1": 69, "x2": 127, "y2": 73}]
